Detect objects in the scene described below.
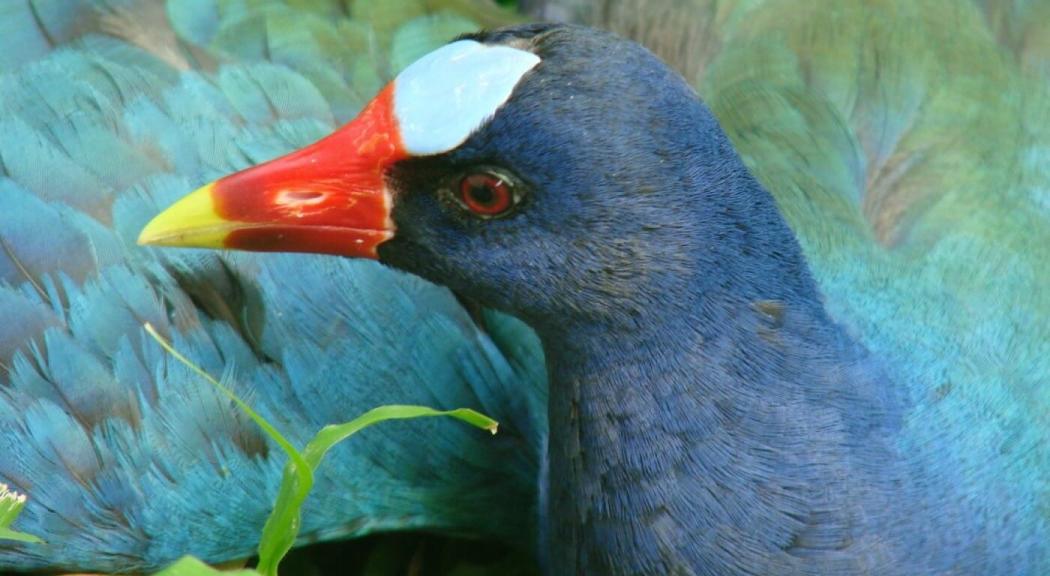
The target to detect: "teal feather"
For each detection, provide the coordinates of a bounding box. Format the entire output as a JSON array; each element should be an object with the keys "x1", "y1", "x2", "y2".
[
  {"x1": 0, "y1": 0, "x2": 92, "y2": 71},
  {"x1": 389, "y1": 12, "x2": 480, "y2": 73},
  {"x1": 0, "y1": 3, "x2": 541, "y2": 571}
]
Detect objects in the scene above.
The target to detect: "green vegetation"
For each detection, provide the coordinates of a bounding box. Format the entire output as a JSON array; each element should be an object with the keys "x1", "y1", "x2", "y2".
[
  {"x1": 0, "y1": 483, "x2": 42, "y2": 545},
  {"x1": 143, "y1": 324, "x2": 499, "y2": 576}
]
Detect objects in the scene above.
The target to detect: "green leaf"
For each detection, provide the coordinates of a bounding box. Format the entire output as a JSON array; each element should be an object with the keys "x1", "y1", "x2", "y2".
[
  {"x1": 154, "y1": 556, "x2": 260, "y2": 576},
  {"x1": 0, "y1": 483, "x2": 44, "y2": 544},
  {"x1": 255, "y1": 405, "x2": 498, "y2": 575}
]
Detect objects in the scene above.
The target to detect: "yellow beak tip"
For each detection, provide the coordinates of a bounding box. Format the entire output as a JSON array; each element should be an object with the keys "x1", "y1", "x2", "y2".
[
  {"x1": 136, "y1": 183, "x2": 229, "y2": 249},
  {"x1": 136, "y1": 221, "x2": 164, "y2": 246}
]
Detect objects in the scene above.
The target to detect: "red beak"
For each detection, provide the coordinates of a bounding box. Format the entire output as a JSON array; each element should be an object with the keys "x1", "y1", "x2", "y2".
[{"x1": 138, "y1": 84, "x2": 406, "y2": 259}]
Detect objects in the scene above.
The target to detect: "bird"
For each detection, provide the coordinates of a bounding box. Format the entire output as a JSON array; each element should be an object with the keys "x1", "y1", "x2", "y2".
[
  {"x1": 138, "y1": 13, "x2": 1049, "y2": 576},
  {"x1": 4, "y1": 0, "x2": 1049, "y2": 574}
]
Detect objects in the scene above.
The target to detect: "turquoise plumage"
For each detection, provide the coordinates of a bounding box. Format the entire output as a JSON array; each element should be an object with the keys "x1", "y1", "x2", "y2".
[
  {"x1": 1, "y1": 1, "x2": 543, "y2": 572},
  {"x1": 1, "y1": 0, "x2": 1047, "y2": 573}
]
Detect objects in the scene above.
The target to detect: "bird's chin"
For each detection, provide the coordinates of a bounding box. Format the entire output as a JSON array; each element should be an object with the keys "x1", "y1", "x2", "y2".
[
  {"x1": 375, "y1": 238, "x2": 446, "y2": 283},
  {"x1": 377, "y1": 238, "x2": 499, "y2": 308}
]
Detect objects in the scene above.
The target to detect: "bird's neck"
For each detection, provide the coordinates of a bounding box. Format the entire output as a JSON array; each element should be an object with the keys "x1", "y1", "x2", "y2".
[{"x1": 535, "y1": 176, "x2": 906, "y2": 574}]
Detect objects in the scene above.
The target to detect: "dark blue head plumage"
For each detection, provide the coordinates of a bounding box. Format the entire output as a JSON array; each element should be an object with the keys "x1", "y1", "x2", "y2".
[{"x1": 382, "y1": 25, "x2": 819, "y2": 335}]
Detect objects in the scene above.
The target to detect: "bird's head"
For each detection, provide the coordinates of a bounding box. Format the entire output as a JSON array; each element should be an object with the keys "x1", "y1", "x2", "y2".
[{"x1": 140, "y1": 24, "x2": 760, "y2": 329}]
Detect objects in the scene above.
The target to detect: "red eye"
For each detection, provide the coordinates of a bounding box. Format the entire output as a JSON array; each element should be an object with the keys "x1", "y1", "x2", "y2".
[{"x1": 458, "y1": 173, "x2": 516, "y2": 217}]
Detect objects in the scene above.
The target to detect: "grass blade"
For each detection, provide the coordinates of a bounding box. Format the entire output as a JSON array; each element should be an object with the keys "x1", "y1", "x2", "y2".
[
  {"x1": 255, "y1": 405, "x2": 498, "y2": 575},
  {"x1": 144, "y1": 323, "x2": 499, "y2": 576}
]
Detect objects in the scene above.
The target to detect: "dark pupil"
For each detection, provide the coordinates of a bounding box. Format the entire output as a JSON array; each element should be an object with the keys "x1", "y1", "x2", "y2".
[{"x1": 469, "y1": 183, "x2": 496, "y2": 205}]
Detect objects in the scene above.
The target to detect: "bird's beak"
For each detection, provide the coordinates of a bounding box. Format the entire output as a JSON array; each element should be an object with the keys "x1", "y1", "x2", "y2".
[{"x1": 138, "y1": 85, "x2": 406, "y2": 259}]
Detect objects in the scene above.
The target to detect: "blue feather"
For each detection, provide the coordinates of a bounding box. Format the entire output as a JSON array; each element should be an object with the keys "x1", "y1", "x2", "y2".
[{"x1": 0, "y1": 7, "x2": 544, "y2": 571}]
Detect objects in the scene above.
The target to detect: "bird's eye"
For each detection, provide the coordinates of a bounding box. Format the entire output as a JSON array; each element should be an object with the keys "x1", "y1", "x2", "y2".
[{"x1": 456, "y1": 172, "x2": 518, "y2": 218}]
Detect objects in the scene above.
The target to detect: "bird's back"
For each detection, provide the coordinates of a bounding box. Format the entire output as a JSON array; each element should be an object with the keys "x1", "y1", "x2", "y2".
[{"x1": 692, "y1": 0, "x2": 1049, "y2": 567}]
